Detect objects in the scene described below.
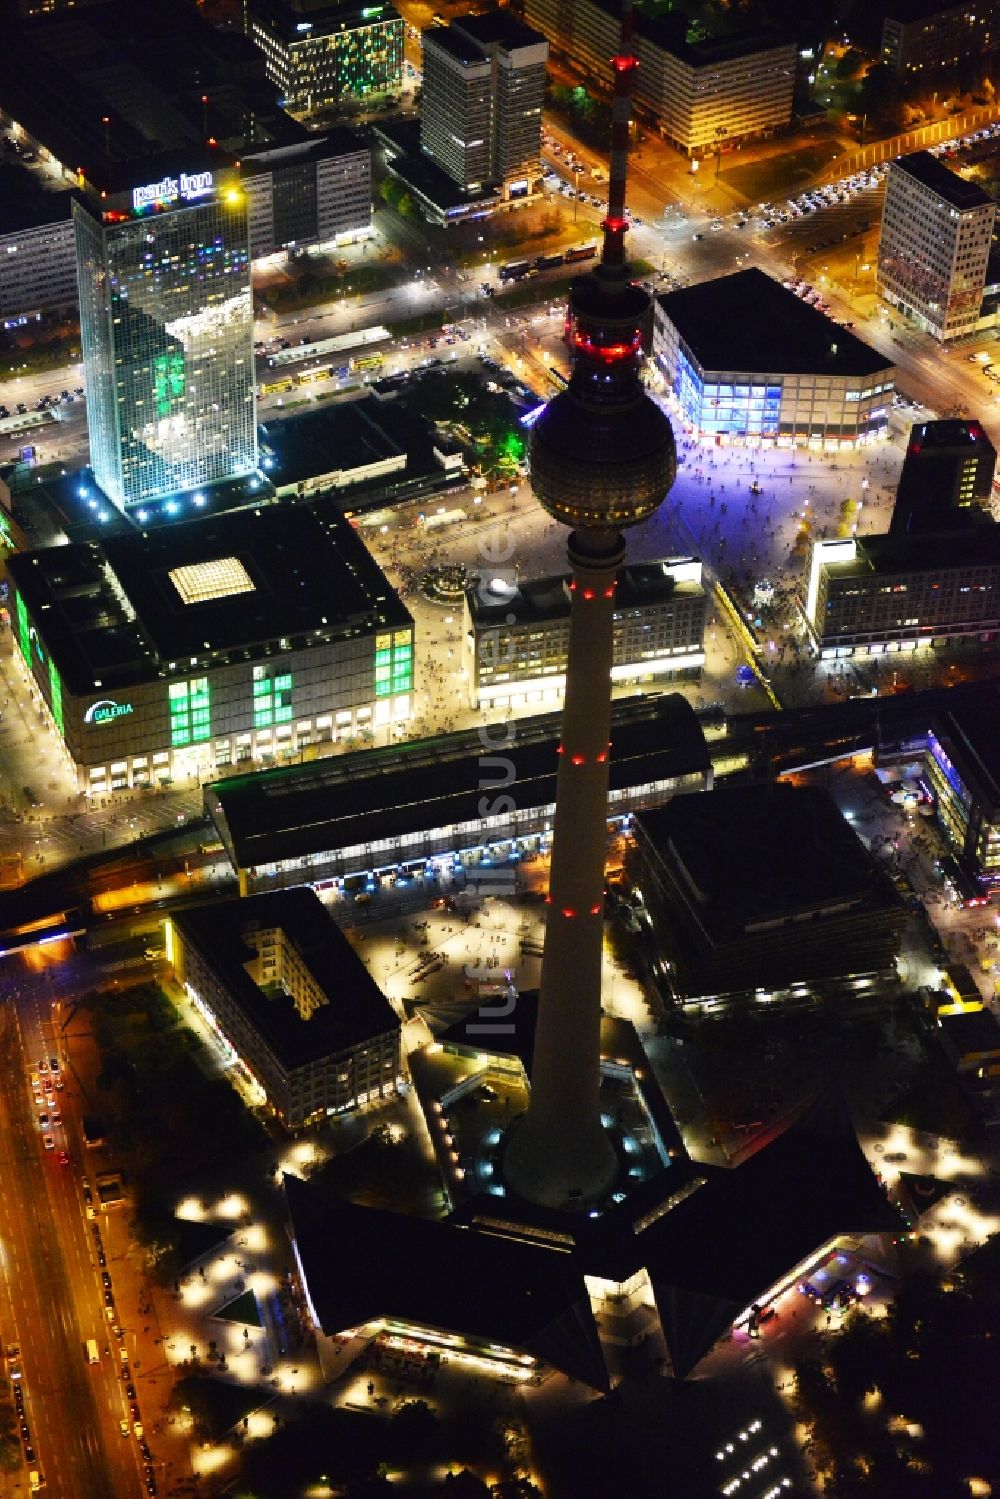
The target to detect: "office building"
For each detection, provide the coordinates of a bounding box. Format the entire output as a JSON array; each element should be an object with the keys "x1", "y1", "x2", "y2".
[
  {"x1": 167, "y1": 888, "x2": 401, "y2": 1128},
  {"x1": 629, "y1": 782, "x2": 908, "y2": 1003},
  {"x1": 248, "y1": 0, "x2": 404, "y2": 112},
  {"x1": 523, "y1": 0, "x2": 793, "y2": 154},
  {"x1": 6, "y1": 497, "x2": 414, "y2": 794},
  {"x1": 654, "y1": 28, "x2": 795, "y2": 157},
  {"x1": 241, "y1": 130, "x2": 371, "y2": 258},
  {"x1": 420, "y1": 11, "x2": 547, "y2": 198},
  {"x1": 463, "y1": 559, "x2": 707, "y2": 709},
  {"x1": 0, "y1": 168, "x2": 77, "y2": 324},
  {"x1": 205, "y1": 693, "x2": 712, "y2": 893},
  {"x1": 804, "y1": 526, "x2": 1000, "y2": 656},
  {"x1": 882, "y1": 0, "x2": 994, "y2": 76},
  {"x1": 73, "y1": 156, "x2": 257, "y2": 513},
  {"x1": 877, "y1": 152, "x2": 996, "y2": 341},
  {"x1": 654, "y1": 269, "x2": 895, "y2": 447},
  {"x1": 926, "y1": 684, "x2": 1000, "y2": 893},
  {"x1": 890, "y1": 419, "x2": 997, "y2": 535}
]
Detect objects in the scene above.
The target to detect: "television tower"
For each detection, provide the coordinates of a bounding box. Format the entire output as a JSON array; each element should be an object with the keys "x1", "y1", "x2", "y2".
[{"x1": 504, "y1": 0, "x2": 677, "y2": 1210}]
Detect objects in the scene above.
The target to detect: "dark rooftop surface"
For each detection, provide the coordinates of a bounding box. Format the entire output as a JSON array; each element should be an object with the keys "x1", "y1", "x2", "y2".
[
  {"x1": 423, "y1": 25, "x2": 491, "y2": 66},
  {"x1": 906, "y1": 418, "x2": 995, "y2": 455},
  {"x1": 932, "y1": 680, "x2": 1000, "y2": 807},
  {"x1": 172, "y1": 888, "x2": 399, "y2": 1070},
  {"x1": 467, "y1": 560, "x2": 704, "y2": 627},
  {"x1": 240, "y1": 127, "x2": 368, "y2": 175},
  {"x1": 206, "y1": 693, "x2": 711, "y2": 869},
  {"x1": 454, "y1": 10, "x2": 547, "y2": 51},
  {"x1": 2, "y1": 0, "x2": 298, "y2": 190},
  {"x1": 7, "y1": 497, "x2": 411, "y2": 696},
  {"x1": 895, "y1": 151, "x2": 995, "y2": 211},
  {"x1": 939, "y1": 1006, "x2": 1000, "y2": 1053},
  {"x1": 0, "y1": 166, "x2": 75, "y2": 236},
  {"x1": 884, "y1": 0, "x2": 971, "y2": 20},
  {"x1": 658, "y1": 268, "x2": 893, "y2": 378},
  {"x1": 636, "y1": 782, "x2": 897, "y2": 933},
  {"x1": 841, "y1": 525, "x2": 1000, "y2": 573},
  {"x1": 288, "y1": 1080, "x2": 901, "y2": 1384},
  {"x1": 257, "y1": 0, "x2": 401, "y2": 36}
]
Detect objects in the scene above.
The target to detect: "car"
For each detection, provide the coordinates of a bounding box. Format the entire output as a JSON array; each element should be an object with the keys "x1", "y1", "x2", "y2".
[
  {"x1": 120, "y1": 1347, "x2": 129, "y2": 1363},
  {"x1": 120, "y1": 1420, "x2": 130, "y2": 1438},
  {"x1": 102, "y1": 1271, "x2": 112, "y2": 1289},
  {"x1": 49, "y1": 1058, "x2": 59, "y2": 1073},
  {"x1": 25, "y1": 1445, "x2": 36, "y2": 1463},
  {"x1": 38, "y1": 1060, "x2": 48, "y2": 1075},
  {"x1": 43, "y1": 1135, "x2": 54, "y2": 1151},
  {"x1": 130, "y1": 1404, "x2": 140, "y2": 1421},
  {"x1": 134, "y1": 1421, "x2": 143, "y2": 1440},
  {"x1": 51, "y1": 1112, "x2": 61, "y2": 1126},
  {"x1": 97, "y1": 1249, "x2": 106, "y2": 1268},
  {"x1": 104, "y1": 1290, "x2": 114, "y2": 1309},
  {"x1": 54, "y1": 1077, "x2": 64, "y2": 1091},
  {"x1": 692, "y1": 232, "x2": 703, "y2": 241},
  {"x1": 139, "y1": 1440, "x2": 151, "y2": 1461},
  {"x1": 799, "y1": 1281, "x2": 822, "y2": 1301},
  {"x1": 19, "y1": 1422, "x2": 29, "y2": 1440},
  {"x1": 39, "y1": 1112, "x2": 49, "y2": 1128},
  {"x1": 57, "y1": 1151, "x2": 69, "y2": 1166},
  {"x1": 126, "y1": 1383, "x2": 136, "y2": 1400},
  {"x1": 143, "y1": 948, "x2": 162, "y2": 962}
]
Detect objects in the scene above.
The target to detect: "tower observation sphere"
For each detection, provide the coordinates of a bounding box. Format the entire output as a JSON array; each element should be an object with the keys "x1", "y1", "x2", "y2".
[{"x1": 503, "y1": 0, "x2": 677, "y2": 1212}]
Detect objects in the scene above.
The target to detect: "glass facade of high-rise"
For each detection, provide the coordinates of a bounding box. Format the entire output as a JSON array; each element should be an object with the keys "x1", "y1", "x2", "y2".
[{"x1": 74, "y1": 175, "x2": 256, "y2": 510}]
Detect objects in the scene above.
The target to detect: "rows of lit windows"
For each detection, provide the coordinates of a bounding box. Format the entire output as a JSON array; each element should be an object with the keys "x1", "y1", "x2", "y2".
[
  {"x1": 375, "y1": 630, "x2": 413, "y2": 698},
  {"x1": 253, "y1": 664, "x2": 294, "y2": 729}
]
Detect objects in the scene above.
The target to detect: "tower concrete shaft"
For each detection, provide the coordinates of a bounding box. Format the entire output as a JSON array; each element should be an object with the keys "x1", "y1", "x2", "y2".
[{"x1": 503, "y1": 529, "x2": 623, "y2": 1208}]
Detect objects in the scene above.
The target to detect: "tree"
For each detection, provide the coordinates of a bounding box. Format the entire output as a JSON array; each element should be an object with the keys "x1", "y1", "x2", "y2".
[{"x1": 379, "y1": 178, "x2": 405, "y2": 210}]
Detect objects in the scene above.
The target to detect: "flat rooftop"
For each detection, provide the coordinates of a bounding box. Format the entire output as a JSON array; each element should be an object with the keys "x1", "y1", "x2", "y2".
[
  {"x1": 636, "y1": 782, "x2": 899, "y2": 935},
  {"x1": 453, "y1": 11, "x2": 548, "y2": 52},
  {"x1": 240, "y1": 127, "x2": 368, "y2": 176},
  {"x1": 171, "y1": 888, "x2": 399, "y2": 1070},
  {"x1": 932, "y1": 680, "x2": 1000, "y2": 812},
  {"x1": 0, "y1": 166, "x2": 75, "y2": 237},
  {"x1": 829, "y1": 525, "x2": 1000, "y2": 576},
  {"x1": 467, "y1": 560, "x2": 704, "y2": 627},
  {"x1": 2, "y1": 0, "x2": 300, "y2": 191},
  {"x1": 7, "y1": 497, "x2": 411, "y2": 697},
  {"x1": 940, "y1": 1006, "x2": 1000, "y2": 1055},
  {"x1": 258, "y1": 0, "x2": 401, "y2": 39},
  {"x1": 206, "y1": 692, "x2": 710, "y2": 871},
  {"x1": 895, "y1": 151, "x2": 995, "y2": 211},
  {"x1": 657, "y1": 268, "x2": 894, "y2": 378},
  {"x1": 906, "y1": 419, "x2": 995, "y2": 455}
]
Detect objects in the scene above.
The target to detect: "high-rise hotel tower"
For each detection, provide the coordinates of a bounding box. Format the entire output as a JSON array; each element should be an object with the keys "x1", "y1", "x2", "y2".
[{"x1": 74, "y1": 154, "x2": 257, "y2": 513}]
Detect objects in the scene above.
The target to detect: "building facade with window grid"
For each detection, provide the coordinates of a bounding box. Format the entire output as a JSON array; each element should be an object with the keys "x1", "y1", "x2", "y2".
[
  {"x1": 73, "y1": 158, "x2": 257, "y2": 513},
  {"x1": 241, "y1": 130, "x2": 372, "y2": 259},
  {"x1": 804, "y1": 527, "x2": 1000, "y2": 657},
  {"x1": 168, "y1": 888, "x2": 402, "y2": 1129},
  {"x1": 881, "y1": 0, "x2": 993, "y2": 77},
  {"x1": 523, "y1": 0, "x2": 792, "y2": 155},
  {"x1": 248, "y1": 0, "x2": 404, "y2": 112},
  {"x1": 877, "y1": 152, "x2": 996, "y2": 341},
  {"x1": 6, "y1": 498, "x2": 413, "y2": 794},
  {"x1": 462, "y1": 559, "x2": 707, "y2": 709}
]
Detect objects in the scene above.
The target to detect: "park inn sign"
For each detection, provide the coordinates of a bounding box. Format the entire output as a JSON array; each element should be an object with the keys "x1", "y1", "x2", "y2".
[
  {"x1": 132, "y1": 171, "x2": 214, "y2": 212},
  {"x1": 85, "y1": 699, "x2": 134, "y2": 725}
]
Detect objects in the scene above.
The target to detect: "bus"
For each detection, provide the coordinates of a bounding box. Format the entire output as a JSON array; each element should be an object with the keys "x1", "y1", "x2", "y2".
[
  {"x1": 85, "y1": 1340, "x2": 99, "y2": 1365},
  {"x1": 548, "y1": 366, "x2": 568, "y2": 389},
  {"x1": 259, "y1": 375, "x2": 294, "y2": 397},
  {"x1": 295, "y1": 365, "x2": 332, "y2": 387},
  {"x1": 533, "y1": 252, "x2": 565, "y2": 271},
  {"x1": 565, "y1": 243, "x2": 598, "y2": 263},
  {"x1": 499, "y1": 260, "x2": 531, "y2": 282},
  {"x1": 351, "y1": 352, "x2": 385, "y2": 374}
]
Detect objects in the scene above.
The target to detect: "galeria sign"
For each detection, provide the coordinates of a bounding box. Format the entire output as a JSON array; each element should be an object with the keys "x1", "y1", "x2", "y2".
[{"x1": 85, "y1": 699, "x2": 134, "y2": 725}]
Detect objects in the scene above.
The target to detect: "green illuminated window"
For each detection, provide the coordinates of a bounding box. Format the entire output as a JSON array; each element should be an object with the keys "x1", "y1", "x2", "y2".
[
  {"x1": 169, "y1": 677, "x2": 211, "y2": 747},
  {"x1": 252, "y1": 665, "x2": 293, "y2": 728},
  {"x1": 15, "y1": 593, "x2": 30, "y2": 663},
  {"x1": 152, "y1": 350, "x2": 185, "y2": 418},
  {"x1": 375, "y1": 633, "x2": 412, "y2": 698},
  {"x1": 49, "y1": 660, "x2": 64, "y2": 737}
]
